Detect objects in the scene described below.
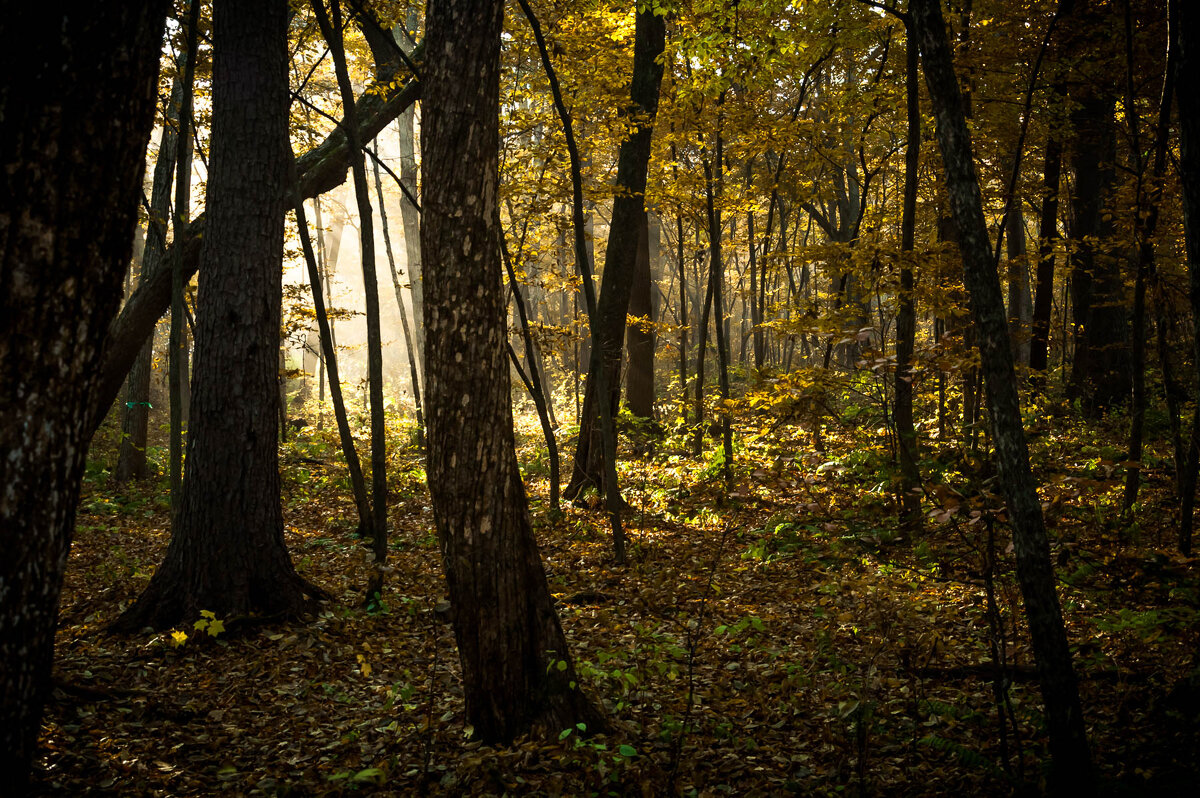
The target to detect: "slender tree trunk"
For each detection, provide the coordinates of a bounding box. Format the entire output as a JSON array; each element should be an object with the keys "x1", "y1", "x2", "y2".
[
  {"x1": 1005, "y1": 172, "x2": 1031, "y2": 367},
  {"x1": 373, "y1": 144, "x2": 425, "y2": 448},
  {"x1": 895, "y1": 25, "x2": 922, "y2": 522},
  {"x1": 677, "y1": 210, "x2": 689, "y2": 423},
  {"x1": 563, "y1": 6, "x2": 665, "y2": 500},
  {"x1": 706, "y1": 132, "x2": 734, "y2": 484},
  {"x1": 0, "y1": 5, "x2": 166, "y2": 788},
  {"x1": 292, "y1": 175, "x2": 373, "y2": 538},
  {"x1": 1175, "y1": 0, "x2": 1200, "y2": 554},
  {"x1": 910, "y1": 0, "x2": 1095, "y2": 787},
  {"x1": 422, "y1": 0, "x2": 604, "y2": 741},
  {"x1": 312, "y1": 0, "x2": 390, "y2": 603},
  {"x1": 169, "y1": 0, "x2": 199, "y2": 520},
  {"x1": 115, "y1": 66, "x2": 187, "y2": 483},
  {"x1": 625, "y1": 210, "x2": 656, "y2": 419},
  {"x1": 395, "y1": 23, "x2": 425, "y2": 377},
  {"x1": 501, "y1": 218, "x2": 562, "y2": 513},
  {"x1": 1029, "y1": 132, "x2": 1063, "y2": 379},
  {"x1": 692, "y1": 260, "x2": 715, "y2": 456},
  {"x1": 113, "y1": 0, "x2": 322, "y2": 633},
  {"x1": 1123, "y1": 0, "x2": 1175, "y2": 514}
]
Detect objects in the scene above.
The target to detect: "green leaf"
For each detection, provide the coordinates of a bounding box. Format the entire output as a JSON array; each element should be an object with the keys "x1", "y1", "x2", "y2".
[{"x1": 618, "y1": 744, "x2": 637, "y2": 757}]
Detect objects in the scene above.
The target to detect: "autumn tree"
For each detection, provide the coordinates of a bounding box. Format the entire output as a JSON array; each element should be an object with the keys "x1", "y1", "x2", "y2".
[
  {"x1": 564, "y1": 3, "x2": 666, "y2": 500},
  {"x1": 0, "y1": 4, "x2": 168, "y2": 789},
  {"x1": 909, "y1": 0, "x2": 1095, "y2": 788},
  {"x1": 114, "y1": 0, "x2": 323, "y2": 632},
  {"x1": 422, "y1": 0, "x2": 604, "y2": 740}
]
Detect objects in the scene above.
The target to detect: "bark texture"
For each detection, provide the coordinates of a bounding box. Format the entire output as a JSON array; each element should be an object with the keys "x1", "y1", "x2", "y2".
[
  {"x1": 423, "y1": 0, "x2": 603, "y2": 742},
  {"x1": 910, "y1": 0, "x2": 1095, "y2": 788},
  {"x1": 114, "y1": 0, "x2": 321, "y2": 632},
  {"x1": 0, "y1": 4, "x2": 167, "y2": 789}
]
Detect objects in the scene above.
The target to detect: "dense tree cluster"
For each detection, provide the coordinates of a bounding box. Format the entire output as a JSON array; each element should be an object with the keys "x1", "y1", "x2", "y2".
[{"x1": 3, "y1": 0, "x2": 1199, "y2": 792}]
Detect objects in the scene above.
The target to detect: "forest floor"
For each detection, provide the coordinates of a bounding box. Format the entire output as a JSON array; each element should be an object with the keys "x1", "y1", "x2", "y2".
[{"x1": 34, "y1": 397, "x2": 1200, "y2": 796}]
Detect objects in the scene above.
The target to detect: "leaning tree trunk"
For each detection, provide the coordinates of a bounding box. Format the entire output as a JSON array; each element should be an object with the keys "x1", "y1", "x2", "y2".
[
  {"x1": 0, "y1": 4, "x2": 167, "y2": 790},
  {"x1": 113, "y1": 0, "x2": 322, "y2": 633},
  {"x1": 909, "y1": 0, "x2": 1096, "y2": 789},
  {"x1": 422, "y1": 0, "x2": 604, "y2": 742}
]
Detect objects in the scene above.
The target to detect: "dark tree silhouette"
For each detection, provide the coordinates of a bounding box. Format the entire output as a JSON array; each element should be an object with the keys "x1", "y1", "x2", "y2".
[
  {"x1": 114, "y1": 0, "x2": 323, "y2": 632},
  {"x1": 0, "y1": 4, "x2": 167, "y2": 789}
]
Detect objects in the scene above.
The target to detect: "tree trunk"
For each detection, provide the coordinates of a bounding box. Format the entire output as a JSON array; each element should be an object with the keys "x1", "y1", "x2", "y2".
[
  {"x1": 115, "y1": 66, "x2": 186, "y2": 483},
  {"x1": 706, "y1": 132, "x2": 734, "y2": 484},
  {"x1": 0, "y1": 4, "x2": 166, "y2": 789},
  {"x1": 169, "y1": 0, "x2": 199, "y2": 519},
  {"x1": 312, "y1": 0, "x2": 390, "y2": 602},
  {"x1": 88, "y1": 49, "x2": 423, "y2": 439},
  {"x1": 397, "y1": 87, "x2": 425, "y2": 378},
  {"x1": 895, "y1": 25, "x2": 922, "y2": 522},
  {"x1": 1029, "y1": 131, "x2": 1063, "y2": 378},
  {"x1": 1175, "y1": 0, "x2": 1200, "y2": 554},
  {"x1": 422, "y1": 0, "x2": 604, "y2": 741},
  {"x1": 1004, "y1": 170, "x2": 1031, "y2": 367},
  {"x1": 1123, "y1": 0, "x2": 1175, "y2": 514},
  {"x1": 373, "y1": 145, "x2": 425, "y2": 448},
  {"x1": 625, "y1": 209, "x2": 656, "y2": 419},
  {"x1": 1066, "y1": 3, "x2": 1128, "y2": 414},
  {"x1": 676, "y1": 208, "x2": 689, "y2": 423},
  {"x1": 291, "y1": 172, "x2": 373, "y2": 539},
  {"x1": 564, "y1": 6, "x2": 665, "y2": 500},
  {"x1": 910, "y1": 0, "x2": 1095, "y2": 788},
  {"x1": 113, "y1": 0, "x2": 322, "y2": 633}
]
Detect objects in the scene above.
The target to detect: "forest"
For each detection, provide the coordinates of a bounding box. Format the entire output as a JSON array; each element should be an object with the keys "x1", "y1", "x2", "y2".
[{"x1": 2, "y1": 0, "x2": 1200, "y2": 794}]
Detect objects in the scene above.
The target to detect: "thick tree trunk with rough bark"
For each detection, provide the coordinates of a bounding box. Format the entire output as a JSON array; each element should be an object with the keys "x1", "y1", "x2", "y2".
[
  {"x1": 114, "y1": 0, "x2": 321, "y2": 633},
  {"x1": 423, "y1": 0, "x2": 604, "y2": 741},
  {"x1": 0, "y1": 4, "x2": 166, "y2": 789},
  {"x1": 910, "y1": 0, "x2": 1095, "y2": 789},
  {"x1": 564, "y1": 7, "x2": 665, "y2": 499}
]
